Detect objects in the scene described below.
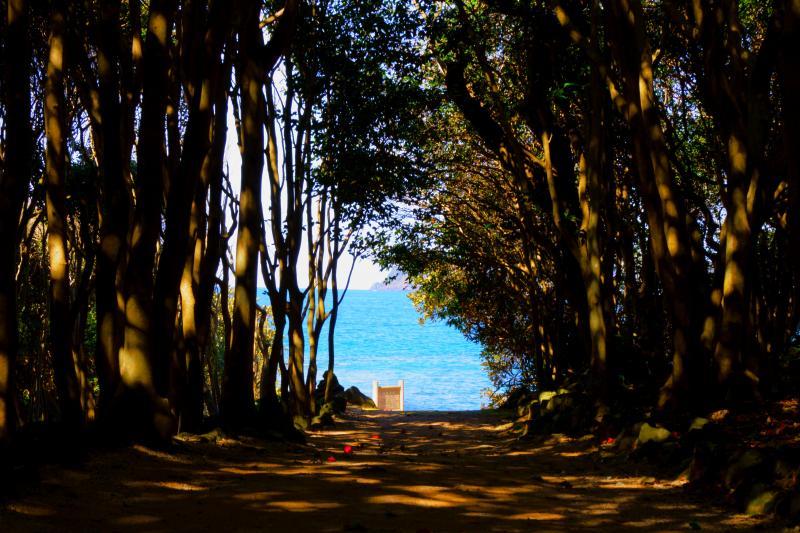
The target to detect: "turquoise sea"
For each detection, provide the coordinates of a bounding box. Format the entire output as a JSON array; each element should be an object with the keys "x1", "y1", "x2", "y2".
[{"x1": 258, "y1": 290, "x2": 490, "y2": 410}]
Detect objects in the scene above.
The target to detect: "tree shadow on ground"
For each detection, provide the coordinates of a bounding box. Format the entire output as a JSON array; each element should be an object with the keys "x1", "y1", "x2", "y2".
[{"x1": 0, "y1": 410, "x2": 772, "y2": 532}]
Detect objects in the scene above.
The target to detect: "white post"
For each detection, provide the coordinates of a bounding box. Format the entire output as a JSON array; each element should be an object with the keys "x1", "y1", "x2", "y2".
[
  {"x1": 398, "y1": 380, "x2": 404, "y2": 412},
  {"x1": 372, "y1": 380, "x2": 379, "y2": 409}
]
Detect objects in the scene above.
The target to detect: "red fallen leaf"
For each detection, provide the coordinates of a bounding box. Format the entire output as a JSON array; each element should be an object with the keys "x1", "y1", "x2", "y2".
[
  {"x1": 603, "y1": 437, "x2": 615, "y2": 445},
  {"x1": 327, "y1": 456, "x2": 336, "y2": 462},
  {"x1": 344, "y1": 445, "x2": 353, "y2": 454},
  {"x1": 370, "y1": 434, "x2": 381, "y2": 440}
]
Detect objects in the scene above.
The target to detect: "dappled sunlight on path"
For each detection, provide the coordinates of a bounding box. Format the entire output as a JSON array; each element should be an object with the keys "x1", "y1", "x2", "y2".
[{"x1": 0, "y1": 411, "x2": 770, "y2": 531}]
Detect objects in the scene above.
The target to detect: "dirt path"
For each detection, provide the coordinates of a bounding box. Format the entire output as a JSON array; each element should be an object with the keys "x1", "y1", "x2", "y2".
[{"x1": 0, "y1": 410, "x2": 772, "y2": 532}]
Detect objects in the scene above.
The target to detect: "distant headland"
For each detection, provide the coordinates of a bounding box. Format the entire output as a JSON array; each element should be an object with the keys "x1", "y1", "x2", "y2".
[{"x1": 369, "y1": 269, "x2": 410, "y2": 291}]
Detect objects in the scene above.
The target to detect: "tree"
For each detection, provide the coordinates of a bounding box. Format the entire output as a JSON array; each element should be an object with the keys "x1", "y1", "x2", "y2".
[
  {"x1": 1, "y1": 0, "x2": 32, "y2": 446},
  {"x1": 222, "y1": 0, "x2": 299, "y2": 431},
  {"x1": 44, "y1": 0, "x2": 83, "y2": 432}
]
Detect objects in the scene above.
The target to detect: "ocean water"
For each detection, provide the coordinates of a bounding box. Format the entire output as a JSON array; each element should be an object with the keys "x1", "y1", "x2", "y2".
[{"x1": 258, "y1": 290, "x2": 490, "y2": 410}]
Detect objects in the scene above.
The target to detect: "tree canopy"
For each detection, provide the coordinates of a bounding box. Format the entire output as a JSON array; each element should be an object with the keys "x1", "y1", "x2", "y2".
[{"x1": 0, "y1": 0, "x2": 798, "y2": 467}]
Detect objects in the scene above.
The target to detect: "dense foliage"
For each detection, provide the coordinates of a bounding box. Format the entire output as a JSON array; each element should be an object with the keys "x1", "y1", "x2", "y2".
[{"x1": 380, "y1": 0, "x2": 800, "y2": 419}]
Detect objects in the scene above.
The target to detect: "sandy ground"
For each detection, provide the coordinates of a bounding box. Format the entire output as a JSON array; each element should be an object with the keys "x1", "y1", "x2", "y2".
[{"x1": 0, "y1": 410, "x2": 775, "y2": 532}]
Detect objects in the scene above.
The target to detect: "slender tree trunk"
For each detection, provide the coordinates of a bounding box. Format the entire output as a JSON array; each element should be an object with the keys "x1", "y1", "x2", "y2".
[
  {"x1": 44, "y1": 0, "x2": 83, "y2": 432},
  {"x1": 306, "y1": 197, "x2": 318, "y2": 412},
  {"x1": 223, "y1": 3, "x2": 264, "y2": 430},
  {"x1": 70, "y1": 245, "x2": 97, "y2": 422},
  {"x1": 94, "y1": 0, "x2": 128, "y2": 417},
  {"x1": 187, "y1": 49, "x2": 232, "y2": 430},
  {"x1": 287, "y1": 285, "x2": 309, "y2": 418},
  {"x1": 156, "y1": 1, "x2": 228, "y2": 427},
  {"x1": 324, "y1": 220, "x2": 341, "y2": 404},
  {"x1": 262, "y1": 311, "x2": 286, "y2": 411},
  {"x1": 714, "y1": 185, "x2": 754, "y2": 396},
  {"x1": 324, "y1": 306, "x2": 339, "y2": 403},
  {"x1": 116, "y1": 0, "x2": 176, "y2": 441},
  {"x1": 779, "y1": 0, "x2": 800, "y2": 328},
  {"x1": 0, "y1": 0, "x2": 31, "y2": 445},
  {"x1": 179, "y1": 246, "x2": 202, "y2": 431},
  {"x1": 120, "y1": 0, "x2": 142, "y2": 192},
  {"x1": 122, "y1": 0, "x2": 174, "y2": 390},
  {"x1": 260, "y1": 83, "x2": 288, "y2": 419},
  {"x1": 606, "y1": 0, "x2": 708, "y2": 414},
  {"x1": 618, "y1": 184, "x2": 638, "y2": 336},
  {"x1": 305, "y1": 190, "x2": 328, "y2": 413},
  {"x1": 583, "y1": 51, "x2": 610, "y2": 405}
]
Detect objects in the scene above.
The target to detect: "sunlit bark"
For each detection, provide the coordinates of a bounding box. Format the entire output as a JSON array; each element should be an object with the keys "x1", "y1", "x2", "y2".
[
  {"x1": 156, "y1": 1, "x2": 228, "y2": 427},
  {"x1": 44, "y1": 0, "x2": 83, "y2": 431},
  {"x1": 604, "y1": 0, "x2": 709, "y2": 414},
  {"x1": 259, "y1": 90, "x2": 289, "y2": 418},
  {"x1": 223, "y1": 3, "x2": 265, "y2": 429},
  {"x1": 116, "y1": 0, "x2": 176, "y2": 440},
  {"x1": 94, "y1": 0, "x2": 128, "y2": 416}
]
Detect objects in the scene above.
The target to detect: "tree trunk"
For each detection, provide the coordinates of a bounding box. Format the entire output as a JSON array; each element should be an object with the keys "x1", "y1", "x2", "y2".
[
  {"x1": 287, "y1": 285, "x2": 310, "y2": 418},
  {"x1": 324, "y1": 222, "x2": 341, "y2": 404},
  {"x1": 222, "y1": 4, "x2": 264, "y2": 430},
  {"x1": 188, "y1": 46, "x2": 233, "y2": 430},
  {"x1": 94, "y1": 0, "x2": 128, "y2": 418},
  {"x1": 116, "y1": 0, "x2": 176, "y2": 441},
  {"x1": 44, "y1": 0, "x2": 83, "y2": 432},
  {"x1": 779, "y1": 0, "x2": 800, "y2": 332},
  {"x1": 0, "y1": 0, "x2": 32, "y2": 445},
  {"x1": 606, "y1": 0, "x2": 708, "y2": 415},
  {"x1": 155, "y1": 1, "x2": 228, "y2": 426},
  {"x1": 324, "y1": 300, "x2": 339, "y2": 404},
  {"x1": 70, "y1": 244, "x2": 97, "y2": 422}
]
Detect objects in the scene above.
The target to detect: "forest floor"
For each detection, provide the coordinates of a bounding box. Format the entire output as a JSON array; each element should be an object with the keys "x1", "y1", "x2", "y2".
[{"x1": 0, "y1": 409, "x2": 780, "y2": 532}]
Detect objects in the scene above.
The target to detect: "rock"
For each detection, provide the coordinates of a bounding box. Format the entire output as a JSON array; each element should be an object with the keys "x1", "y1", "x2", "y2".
[
  {"x1": 543, "y1": 393, "x2": 577, "y2": 414},
  {"x1": 724, "y1": 449, "x2": 770, "y2": 491},
  {"x1": 521, "y1": 391, "x2": 594, "y2": 436},
  {"x1": 315, "y1": 395, "x2": 346, "y2": 415},
  {"x1": 500, "y1": 388, "x2": 533, "y2": 410},
  {"x1": 314, "y1": 371, "x2": 344, "y2": 401},
  {"x1": 293, "y1": 414, "x2": 310, "y2": 431},
  {"x1": 309, "y1": 402, "x2": 339, "y2": 429},
  {"x1": 688, "y1": 417, "x2": 709, "y2": 432},
  {"x1": 538, "y1": 391, "x2": 558, "y2": 404},
  {"x1": 310, "y1": 411, "x2": 334, "y2": 430},
  {"x1": 744, "y1": 484, "x2": 779, "y2": 515},
  {"x1": 332, "y1": 395, "x2": 347, "y2": 414},
  {"x1": 614, "y1": 423, "x2": 643, "y2": 452},
  {"x1": 688, "y1": 440, "x2": 721, "y2": 484},
  {"x1": 517, "y1": 398, "x2": 542, "y2": 421},
  {"x1": 344, "y1": 386, "x2": 377, "y2": 409},
  {"x1": 709, "y1": 409, "x2": 729, "y2": 422},
  {"x1": 320, "y1": 399, "x2": 344, "y2": 418},
  {"x1": 636, "y1": 423, "x2": 671, "y2": 446},
  {"x1": 198, "y1": 428, "x2": 225, "y2": 443}
]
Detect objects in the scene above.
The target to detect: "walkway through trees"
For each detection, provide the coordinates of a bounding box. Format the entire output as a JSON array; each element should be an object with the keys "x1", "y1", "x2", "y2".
[{"x1": 0, "y1": 410, "x2": 768, "y2": 531}]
